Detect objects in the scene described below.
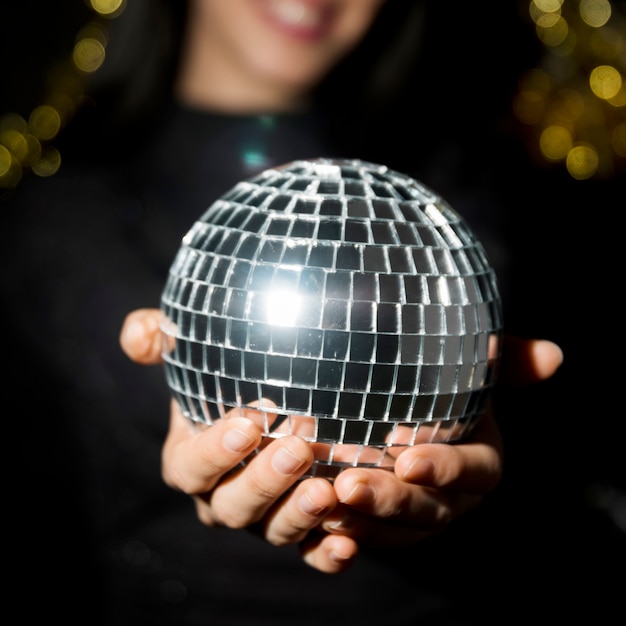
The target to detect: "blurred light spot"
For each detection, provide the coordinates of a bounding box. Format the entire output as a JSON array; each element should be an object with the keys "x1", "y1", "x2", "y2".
[
  {"x1": 579, "y1": 0, "x2": 611, "y2": 28},
  {"x1": 260, "y1": 115, "x2": 276, "y2": 129},
  {"x1": 608, "y1": 85, "x2": 626, "y2": 107},
  {"x1": 589, "y1": 65, "x2": 622, "y2": 100},
  {"x1": 0, "y1": 113, "x2": 28, "y2": 135},
  {"x1": 1, "y1": 129, "x2": 29, "y2": 163},
  {"x1": 536, "y1": 15, "x2": 569, "y2": 46},
  {"x1": 1, "y1": 0, "x2": 118, "y2": 189},
  {"x1": 566, "y1": 144, "x2": 599, "y2": 179},
  {"x1": 612, "y1": 123, "x2": 626, "y2": 158},
  {"x1": 90, "y1": 0, "x2": 126, "y2": 18},
  {"x1": 529, "y1": 0, "x2": 562, "y2": 24},
  {"x1": 533, "y1": 0, "x2": 564, "y2": 13},
  {"x1": 45, "y1": 92, "x2": 77, "y2": 126},
  {"x1": 32, "y1": 146, "x2": 61, "y2": 177},
  {"x1": 242, "y1": 149, "x2": 267, "y2": 169},
  {"x1": 0, "y1": 144, "x2": 11, "y2": 176},
  {"x1": 21, "y1": 135, "x2": 42, "y2": 167},
  {"x1": 0, "y1": 159, "x2": 22, "y2": 189},
  {"x1": 520, "y1": 0, "x2": 626, "y2": 179},
  {"x1": 73, "y1": 37, "x2": 106, "y2": 73},
  {"x1": 28, "y1": 105, "x2": 62, "y2": 141},
  {"x1": 536, "y1": 12, "x2": 562, "y2": 27},
  {"x1": 540, "y1": 125, "x2": 572, "y2": 160}
]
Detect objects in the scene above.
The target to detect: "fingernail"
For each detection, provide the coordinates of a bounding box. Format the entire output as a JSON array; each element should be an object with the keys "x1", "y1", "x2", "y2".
[
  {"x1": 329, "y1": 550, "x2": 352, "y2": 563},
  {"x1": 222, "y1": 428, "x2": 255, "y2": 453},
  {"x1": 402, "y1": 455, "x2": 435, "y2": 482},
  {"x1": 340, "y1": 481, "x2": 375, "y2": 505},
  {"x1": 298, "y1": 490, "x2": 327, "y2": 516},
  {"x1": 271, "y1": 446, "x2": 306, "y2": 475},
  {"x1": 322, "y1": 516, "x2": 352, "y2": 533}
]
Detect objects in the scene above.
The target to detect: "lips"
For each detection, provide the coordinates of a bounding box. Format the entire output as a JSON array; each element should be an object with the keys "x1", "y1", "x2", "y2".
[{"x1": 258, "y1": 0, "x2": 335, "y2": 41}]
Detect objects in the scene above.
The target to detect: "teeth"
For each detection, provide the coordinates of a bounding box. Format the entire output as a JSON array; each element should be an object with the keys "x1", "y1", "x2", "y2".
[{"x1": 268, "y1": 0, "x2": 322, "y2": 29}]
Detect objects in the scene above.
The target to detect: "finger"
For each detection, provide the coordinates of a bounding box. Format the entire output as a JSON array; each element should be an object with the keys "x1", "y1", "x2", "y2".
[
  {"x1": 322, "y1": 491, "x2": 484, "y2": 545},
  {"x1": 300, "y1": 531, "x2": 359, "y2": 574},
  {"x1": 324, "y1": 471, "x2": 479, "y2": 540},
  {"x1": 119, "y1": 307, "x2": 165, "y2": 365},
  {"x1": 393, "y1": 410, "x2": 503, "y2": 494},
  {"x1": 162, "y1": 399, "x2": 262, "y2": 494},
  {"x1": 321, "y1": 502, "x2": 442, "y2": 545},
  {"x1": 328, "y1": 466, "x2": 485, "y2": 539},
  {"x1": 260, "y1": 477, "x2": 337, "y2": 546},
  {"x1": 205, "y1": 434, "x2": 315, "y2": 528},
  {"x1": 332, "y1": 467, "x2": 451, "y2": 526},
  {"x1": 499, "y1": 335, "x2": 563, "y2": 386}
]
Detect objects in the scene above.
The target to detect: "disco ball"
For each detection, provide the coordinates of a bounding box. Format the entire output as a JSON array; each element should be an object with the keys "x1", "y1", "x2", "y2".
[{"x1": 160, "y1": 158, "x2": 503, "y2": 479}]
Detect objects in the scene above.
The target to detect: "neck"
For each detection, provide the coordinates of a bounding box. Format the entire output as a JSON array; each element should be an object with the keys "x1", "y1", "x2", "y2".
[{"x1": 175, "y1": 63, "x2": 310, "y2": 115}]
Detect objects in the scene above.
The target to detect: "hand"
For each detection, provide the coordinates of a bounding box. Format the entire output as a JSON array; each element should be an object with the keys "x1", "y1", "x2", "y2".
[
  {"x1": 307, "y1": 335, "x2": 563, "y2": 561},
  {"x1": 121, "y1": 308, "x2": 351, "y2": 573},
  {"x1": 120, "y1": 308, "x2": 563, "y2": 574}
]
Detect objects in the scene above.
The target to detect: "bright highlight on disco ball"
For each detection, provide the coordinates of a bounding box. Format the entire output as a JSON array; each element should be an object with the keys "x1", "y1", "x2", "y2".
[{"x1": 160, "y1": 158, "x2": 503, "y2": 479}]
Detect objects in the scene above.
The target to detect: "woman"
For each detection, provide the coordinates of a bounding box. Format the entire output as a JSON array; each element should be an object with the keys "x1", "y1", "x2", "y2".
[{"x1": 3, "y1": 1, "x2": 564, "y2": 624}]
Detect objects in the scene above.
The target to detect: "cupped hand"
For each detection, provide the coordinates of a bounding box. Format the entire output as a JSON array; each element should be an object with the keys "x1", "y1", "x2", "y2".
[
  {"x1": 163, "y1": 397, "x2": 352, "y2": 571},
  {"x1": 120, "y1": 308, "x2": 563, "y2": 574},
  {"x1": 304, "y1": 334, "x2": 563, "y2": 560},
  {"x1": 121, "y1": 308, "x2": 356, "y2": 573}
]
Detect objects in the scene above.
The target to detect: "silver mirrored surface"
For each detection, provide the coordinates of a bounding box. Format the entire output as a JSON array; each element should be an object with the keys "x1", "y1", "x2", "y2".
[{"x1": 160, "y1": 158, "x2": 503, "y2": 478}]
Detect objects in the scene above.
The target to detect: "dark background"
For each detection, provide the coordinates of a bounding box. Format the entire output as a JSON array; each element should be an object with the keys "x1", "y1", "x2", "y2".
[{"x1": 2, "y1": 0, "x2": 624, "y2": 621}]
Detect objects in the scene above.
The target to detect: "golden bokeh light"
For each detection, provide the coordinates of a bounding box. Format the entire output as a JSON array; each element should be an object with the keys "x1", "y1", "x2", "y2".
[
  {"x1": 31, "y1": 146, "x2": 62, "y2": 178},
  {"x1": 89, "y1": 0, "x2": 126, "y2": 18},
  {"x1": 533, "y1": 0, "x2": 565, "y2": 12},
  {"x1": 1, "y1": 129, "x2": 29, "y2": 164},
  {"x1": 608, "y1": 86, "x2": 626, "y2": 107},
  {"x1": 0, "y1": 153, "x2": 22, "y2": 189},
  {"x1": 566, "y1": 143, "x2": 599, "y2": 179},
  {"x1": 537, "y1": 15, "x2": 569, "y2": 47},
  {"x1": 29, "y1": 105, "x2": 62, "y2": 141},
  {"x1": 579, "y1": 0, "x2": 612, "y2": 27},
  {"x1": 72, "y1": 37, "x2": 106, "y2": 73},
  {"x1": 590, "y1": 64, "x2": 622, "y2": 99},
  {"x1": 0, "y1": 145, "x2": 12, "y2": 177},
  {"x1": 1, "y1": 2, "x2": 126, "y2": 188},
  {"x1": 0, "y1": 112, "x2": 28, "y2": 135},
  {"x1": 517, "y1": 0, "x2": 626, "y2": 180},
  {"x1": 540, "y1": 125, "x2": 573, "y2": 160},
  {"x1": 21, "y1": 135, "x2": 42, "y2": 168}
]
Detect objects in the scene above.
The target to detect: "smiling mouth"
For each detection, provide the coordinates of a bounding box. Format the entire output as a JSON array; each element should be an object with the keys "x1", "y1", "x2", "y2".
[{"x1": 261, "y1": 0, "x2": 334, "y2": 40}]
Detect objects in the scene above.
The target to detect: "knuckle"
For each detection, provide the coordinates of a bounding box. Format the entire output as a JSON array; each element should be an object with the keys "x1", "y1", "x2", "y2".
[{"x1": 209, "y1": 491, "x2": 257, "y2": 528}]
